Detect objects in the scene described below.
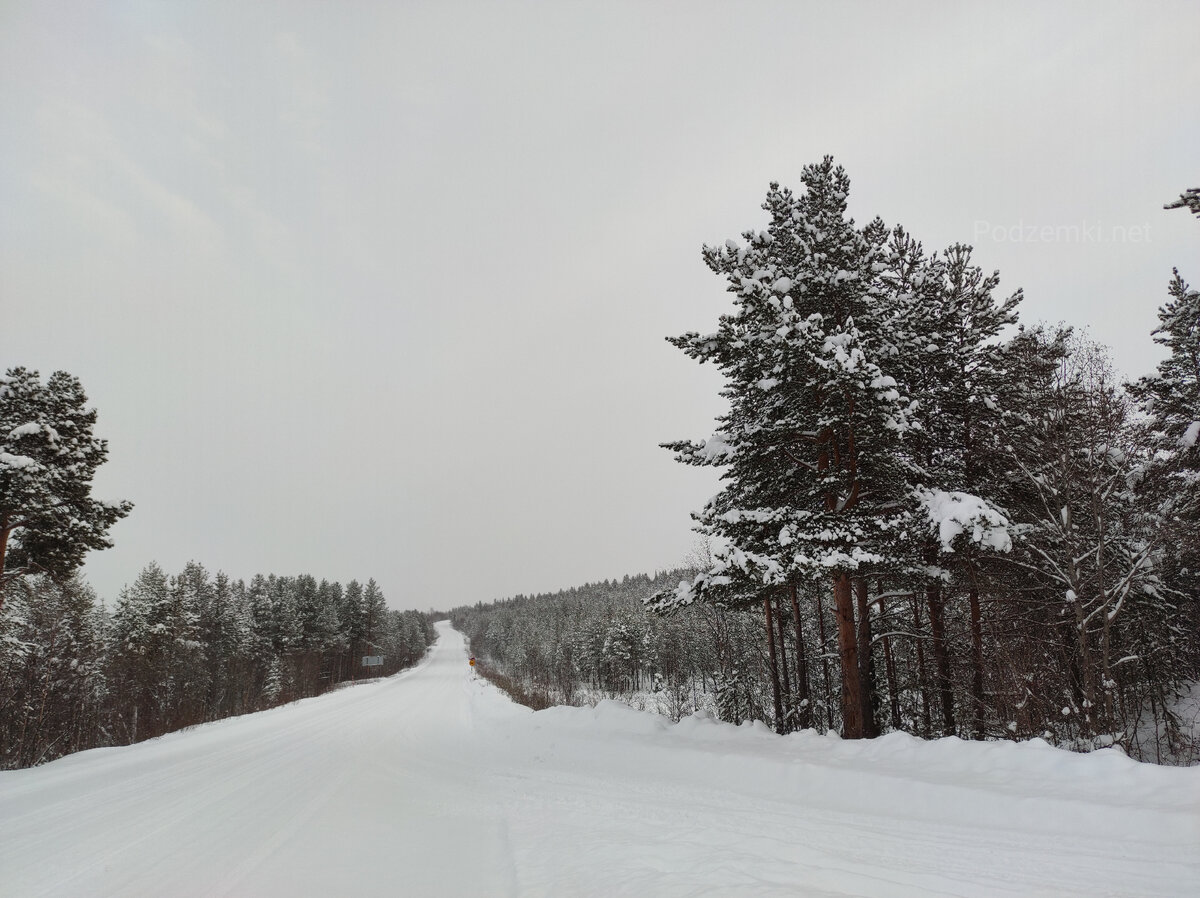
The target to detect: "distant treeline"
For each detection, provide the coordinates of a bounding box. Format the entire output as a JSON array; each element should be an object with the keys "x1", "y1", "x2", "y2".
[
  {"x1": 451, "y1": 571, "x2": 766, "y2": 719},
  {"x1": 452, "y1": 558, "x2": 1196, "y2": 764},
  {"x1": 0, "y1": 564, "x2": 435, "y2": 769}
]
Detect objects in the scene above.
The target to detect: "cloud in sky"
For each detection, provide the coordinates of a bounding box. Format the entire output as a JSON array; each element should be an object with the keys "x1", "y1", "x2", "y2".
[{"x1": 2, "y1": 1, "x2": 1198, "y2": 609}]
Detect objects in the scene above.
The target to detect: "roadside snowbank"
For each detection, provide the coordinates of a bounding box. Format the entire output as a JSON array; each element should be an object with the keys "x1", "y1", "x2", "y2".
[{"x1": 512, "y1": 699, "x2": 1195, "y2": 826}]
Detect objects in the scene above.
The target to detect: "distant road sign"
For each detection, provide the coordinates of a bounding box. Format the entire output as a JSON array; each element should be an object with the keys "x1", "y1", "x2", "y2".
[
  {"x1": 469, "y1": 657, "x2": 476, "y2": 667},
  {"x1": 361, "y1": 655, "x2": 384, "y2": 667}
]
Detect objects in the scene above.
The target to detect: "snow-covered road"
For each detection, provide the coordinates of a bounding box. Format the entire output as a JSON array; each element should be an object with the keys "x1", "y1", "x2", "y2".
[{"x1": 2, "y1": 621, "x2": 1198, "y2": 897}]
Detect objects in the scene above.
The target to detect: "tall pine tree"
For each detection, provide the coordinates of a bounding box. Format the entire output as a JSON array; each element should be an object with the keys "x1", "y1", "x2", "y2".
[
  {"x1": 1, "y1": 368, "x2": 132, "y2": 607},
  {"x1": 659, "y1": 159, "x2": 915, "y2": 737}
]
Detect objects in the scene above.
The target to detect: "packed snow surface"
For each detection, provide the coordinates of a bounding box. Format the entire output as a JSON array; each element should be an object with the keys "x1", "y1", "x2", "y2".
[{"x1": 2, "y1": 622, "x2": 1197, "y2": 897}]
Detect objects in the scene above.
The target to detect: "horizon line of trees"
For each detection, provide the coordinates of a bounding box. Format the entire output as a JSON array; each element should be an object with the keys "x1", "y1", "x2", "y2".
[
  {"x1": 452, "y1": 571, "x2": 728, "y2": 708},
  {"x1": 0, "y1": 562, "x2": 435, "y2": 769}
]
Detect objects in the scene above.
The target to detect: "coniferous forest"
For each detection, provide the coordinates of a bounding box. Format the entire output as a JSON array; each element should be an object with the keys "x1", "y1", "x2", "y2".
[
  {"x1": 0, "y1": 368, "x2": 435, "y2": 769},
  {"x1": 4, "y1": 166, "x2": 1198, "y2": 768},
  {"x1": 0, "y1": 564, "x2": 435, "y2": 769},
  {"x1": 454, "y1": 165, "x2": 1200, "y2": 765},
  {"x1": 6, "y1": 6, "x2": 1200, "y2": 894}
]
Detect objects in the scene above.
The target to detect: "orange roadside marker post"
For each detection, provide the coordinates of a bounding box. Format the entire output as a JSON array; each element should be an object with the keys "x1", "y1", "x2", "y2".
[{"x1": 469, "y1": 656, "x2": 476, "y2": 678}]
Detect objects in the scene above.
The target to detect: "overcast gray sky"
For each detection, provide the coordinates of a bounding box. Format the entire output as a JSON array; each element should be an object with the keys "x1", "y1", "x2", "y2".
[{"x1": 2, "y1": 1, "x2": 1198, "y2": 610}]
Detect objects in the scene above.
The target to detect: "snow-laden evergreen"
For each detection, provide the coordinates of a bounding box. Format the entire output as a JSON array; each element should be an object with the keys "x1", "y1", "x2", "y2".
[
  {"x1": 0, "y1": 367, "x2": 132, "y2": 605},
  {"x1": 450, "y1": 570, "x2": 771, "y2": 720},
  {"x1": 653, "y1": 160, "x2": 924, "y2": 736},
  {"x1": 637, "y1": 163, "x2": 1200, "y2": 758},
  {"x1": 0, "y1": 564, "x2": 435, "y2": 768}
]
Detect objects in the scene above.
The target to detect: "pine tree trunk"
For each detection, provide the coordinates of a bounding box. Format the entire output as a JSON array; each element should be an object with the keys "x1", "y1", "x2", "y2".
[
  {"x1": 774, "y1": 594, "x2": 792, "y2": 731},
  {"x1": 1100, "y1": 611, "x2": 1115, "y2": 732},
  {"x1": 763, "y1": 596, "x2": 785, "y2": 734},
  {"x1": 926, "y1": 579, "x2": 955, "y2": 736},
  {"x1": 789, "y1": 581, "x2": 813, "y2": 729},
  {"x1": 1062, "y1": 617, "x2": 1086, "y2": 718},
  {"x1": 1071, "y1": 596, "x2": 1095, "y2": 738},
  {"x1": 833, "y1": 573, "x2": 864, "y2": 739},
  {"x1": 814, "y1": 585, "x2": 835, "y2": 730},
  {"x1": 854, "y1": 578, "x2": 879, "y2": 738},
  {"x1": 1147, "y1": 687, "x2": 1163, "y2": 763},
  {"x1": 878, "y1": 591, "x2": 902, "y2": 731},
  {"x1": 0, "y1": 514, "x2": 11, "y2": 612},
  {"x1": 911, "y1": 593, "x2": 933, "y2": 737},
  {"x1": 967, "y1": 585, "x2": 986, "y2": 738}
]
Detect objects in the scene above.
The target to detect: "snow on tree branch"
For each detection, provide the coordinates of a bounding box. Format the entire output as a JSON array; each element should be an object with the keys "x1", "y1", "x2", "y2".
[{"x1": 914, "y1": 487, "x2": 1012, "y2": 553}]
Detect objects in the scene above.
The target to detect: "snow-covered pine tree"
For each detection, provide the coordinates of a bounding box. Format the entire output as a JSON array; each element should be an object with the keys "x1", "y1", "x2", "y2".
[
  {"x1": 315, "y1": 579, "x2": 347, "y2": 679},
  {"x1": 886, "y1": 234, "x2": 1021, "y2": 737},
  {"x1": 261, "y1": 655, "x2": 283, "y2": 704},
  {"x1": 109, "y1": 562, "x2": 185, "y2": 742},
  {"x1": 658, "y1": 159, "x2": 915, "y2": 738},
  {"x1": 270, "y1": 576, "x2": 304, "y2": 658},
  {"x1": 342, "y1": 578, "x2": 366, "y2": 665},
  {"x1": 363, "y1": 578, "x2": 387, "y2": 664},
  {"x1": 167, "y1": 561, "x2": 214, "y2": 727},
  {"x1": 1128, "y1": 201, "x2": 1200, "y2": 727},
  {"x1": 1131, "y1": 268, "x2": 1200, "y2": 572},
  {"x1": 0, "y1": 368, "x2": 132, "y2": 608},
  {"x1": 1134, "y1": 270, "x2": 1200, "y2": 455},
  {"x1": 203, "y1": 570, "x2": 252, "y2": 718},
  {"x1": 291, "y1": 574, "x2": 325, "y2": 694},
  {"x1": 0, "y1": 575, "x2": 107, "y2": 767},
  {"x1": 244, "y1": 573, "x2": 275, "y2": 696}
]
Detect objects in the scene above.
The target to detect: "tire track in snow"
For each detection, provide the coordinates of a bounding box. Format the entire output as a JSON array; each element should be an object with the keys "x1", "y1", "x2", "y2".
[{"x1": 203, "y1": 765, "x2": 353, "y2": 898}]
